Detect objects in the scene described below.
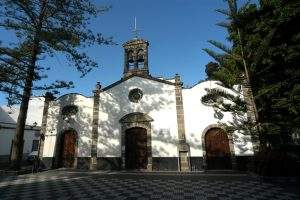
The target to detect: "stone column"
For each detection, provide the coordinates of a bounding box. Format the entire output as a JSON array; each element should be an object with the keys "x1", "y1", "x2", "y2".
[
  {"x1": 90, "y1": 82, "x2": 101, "y2": 170},
  {"x1": 38, "y1": 92, "x2": 55, "y2": 161},
  {"x1": 143, "y1": 46, "x2": 149, "y2": 72},
  {"x1": 124, "y1": 50, "x2": 129, "y2": 74},
  {"x1": 134, "y1": 50, "x2": 138, "y2": 69},
  {"x1": 175, "y1": 74, "x2": 190, "y2": 172}
]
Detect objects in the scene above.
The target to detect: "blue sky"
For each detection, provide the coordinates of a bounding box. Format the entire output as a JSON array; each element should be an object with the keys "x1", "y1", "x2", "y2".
[{"x1": 0, "y1": 0, "x2": 257, "y2": 105}]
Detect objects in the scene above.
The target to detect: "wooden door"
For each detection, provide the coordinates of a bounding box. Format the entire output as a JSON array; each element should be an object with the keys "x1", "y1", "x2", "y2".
[
  {"x1": 125, "y1": 127, "x2": 147, "y2": 169},
  {"x1": 205, "y1": 128, "x2": 232, "y2": 169},
  {"x1": 61, "y1": 131, "x2": 76, "y2": 168}
]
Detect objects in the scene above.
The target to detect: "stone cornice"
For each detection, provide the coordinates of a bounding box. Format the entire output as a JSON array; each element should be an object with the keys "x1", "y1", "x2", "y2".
[{"x1": 122, "y1": 38, "x2": 149, "y2": 47}]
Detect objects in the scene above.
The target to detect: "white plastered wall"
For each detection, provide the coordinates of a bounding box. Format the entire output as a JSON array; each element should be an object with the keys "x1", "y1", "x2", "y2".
[
  {"x1": 1, "y1": 97, "x2": 45, "y2": 126},
  {"x1": 183, "y1": 80, "x2": 254, "y2": 157},
  {"x1": 98, "y1": 76, "x2": 179, "y2": 158},
  {"x1": 0, "y1": 127, "x2": 39, "y2": 156},
  {"x1": 26, "y1": 97, "x2": 45, "y2": 126},
  {"x1": 0, "y1": 97, "x2": 44, "y2": 157},
  {"x1": 43, "y1": 94, "x2": 93, "y2": 158}
]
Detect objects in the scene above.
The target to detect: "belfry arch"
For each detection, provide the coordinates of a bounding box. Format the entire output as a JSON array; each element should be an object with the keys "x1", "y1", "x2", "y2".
[{"x1": 119, "y1": 112, "x2": 153, "y2": 171}]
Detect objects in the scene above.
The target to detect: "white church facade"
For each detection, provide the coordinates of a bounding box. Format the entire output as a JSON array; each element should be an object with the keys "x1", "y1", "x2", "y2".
[{"x1": 0, "y1": 38, "x2": 254, "y2": 171}]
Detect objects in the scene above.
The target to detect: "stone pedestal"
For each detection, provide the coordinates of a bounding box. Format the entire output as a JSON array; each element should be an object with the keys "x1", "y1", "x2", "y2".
[{"x1": 178, "y1": 140, "x2": 190, "y2": 172}]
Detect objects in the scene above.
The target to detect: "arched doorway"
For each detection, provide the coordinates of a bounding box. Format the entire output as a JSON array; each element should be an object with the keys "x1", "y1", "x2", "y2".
[
  {"x1": 58, "y1": 130, "x2": 77, "y2": 168},
  {"x1": 205, "y1": 128, "x2": 232, "y2": 169},
  {"x1": 125, "y1": 127, "x2": 148, "y2": 169},
  {"x1": 120, "y1": 112, "x2": 153, "y2": 171}
]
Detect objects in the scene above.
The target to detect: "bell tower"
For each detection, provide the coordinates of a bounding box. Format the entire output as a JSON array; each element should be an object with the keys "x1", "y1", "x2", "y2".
[
  {"x1": 123, "y1": 39, "x2": 149, "y2": 78},
  {"x1": 123, "y1": 18, "x2": 149, "y2": 78}
]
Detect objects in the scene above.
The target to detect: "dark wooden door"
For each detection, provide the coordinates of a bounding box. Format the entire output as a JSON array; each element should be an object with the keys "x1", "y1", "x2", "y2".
[
  {"x1": 205, "y1": 128, "x2": 232, "y2": 169},
  {"x1": 125, "y1": 127, "x2": 147, "y2": 169},
  {"x1": 61, "y1": 131, "x2": 76, "y2": 168}
]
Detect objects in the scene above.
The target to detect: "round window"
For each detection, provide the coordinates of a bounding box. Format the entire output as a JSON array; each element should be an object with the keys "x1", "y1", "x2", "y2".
[
  {"x1": 61, "y1": 105, "x2": 78, "y2": 120},
  {"x1": 128, "y1": 88, "x2": 143, "y2": 103}
]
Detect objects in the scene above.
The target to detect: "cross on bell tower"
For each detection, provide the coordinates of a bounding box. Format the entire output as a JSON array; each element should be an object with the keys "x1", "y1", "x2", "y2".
[
  {"x1": 132, "y1": 17, "x2": 140, "y2": 39},
  {"x1": 123, "y1": 18, "x2": 149, "y2": 78}
]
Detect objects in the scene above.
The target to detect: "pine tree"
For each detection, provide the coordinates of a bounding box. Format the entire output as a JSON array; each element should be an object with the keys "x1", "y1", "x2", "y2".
[
  {"x1": 205, "y1": 62, "x2": 220, "y2": 80},
  {"x1": 249, "y1": 0, "x2": 300, "y2": 145},
  {"x1": 202, "y1": 0, "x2": 262, "y2": 152},
  {"x1": 0, "y1": 0, "x2": 113, "y2": 169},
  {"x1": 203, "y1": 0, "x2": 300, "y2": 148}
]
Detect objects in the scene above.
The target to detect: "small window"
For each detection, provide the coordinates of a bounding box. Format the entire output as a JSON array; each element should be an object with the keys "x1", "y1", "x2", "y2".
[
  {"x1": 61, "y1": 105, "x2": 78, "y2": 121},
  {"x1": 31, "y1": 140, "x2": 39, "y2": 152}
]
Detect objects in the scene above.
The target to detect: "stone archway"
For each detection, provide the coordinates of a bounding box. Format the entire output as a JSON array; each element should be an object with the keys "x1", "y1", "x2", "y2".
[
  {"x1": 202, "y1": 125, "x2": 236, "y2": 170},
  {"x1": 120, "y1": 112, "x2": 153, "y2": 171},
  {"x1": 54, "y1": 129, "x2": 78, "y2": 169}
]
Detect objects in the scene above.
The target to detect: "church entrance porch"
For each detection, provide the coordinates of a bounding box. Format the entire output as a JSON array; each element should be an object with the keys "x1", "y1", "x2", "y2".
[
  {"x1": 125, "y1": 127, "x2": 148, "y2": 170},
  {"x1": 205, "y1": 128, "x2": 232, "y2": 170},
  {"x1": 58, "y1": 130, "x2": 77, "y2": 168}
]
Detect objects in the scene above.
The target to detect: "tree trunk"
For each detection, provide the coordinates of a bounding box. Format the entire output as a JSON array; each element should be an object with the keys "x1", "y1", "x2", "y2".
[
  {"x1": 9, "y1": 0, "x2": 47, "y2": 170},
  {"x1": 10, "y1": 41, "x2": 40, "y2": 170},
  {"x1": 237, "y1": 28, "x2": 264, "y2": 152}
]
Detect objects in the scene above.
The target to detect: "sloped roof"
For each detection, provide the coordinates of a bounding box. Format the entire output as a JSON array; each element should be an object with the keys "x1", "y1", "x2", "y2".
[
  {"x1": 102, "y1": 74, "x2": 176, "y2": 91},
  {"x1": 0, "y1": 107, "x2": 17, "y2": 124}
]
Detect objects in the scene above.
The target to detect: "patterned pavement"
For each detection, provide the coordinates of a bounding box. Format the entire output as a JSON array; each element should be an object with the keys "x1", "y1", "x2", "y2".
[{"x1": 0, "y1": 169, "x2": 299, "y2": 200}]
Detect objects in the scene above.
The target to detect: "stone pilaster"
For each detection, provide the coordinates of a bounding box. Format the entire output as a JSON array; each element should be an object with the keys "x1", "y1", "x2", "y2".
[
  {"x1": 143, "y1": 45, "x2": 149, "y2": 72},
  {"x1": 90, "y1": 82, "x2": 101, "y2": 170},
  {"x1": 175, "y1": 74, "x2": 190, "y2": 172},
  {"x1": 38, "y1": 92, "x2": 55, "y2": 160}
]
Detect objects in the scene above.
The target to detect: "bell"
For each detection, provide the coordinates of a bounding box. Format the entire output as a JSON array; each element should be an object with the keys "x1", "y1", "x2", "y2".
[
  {"x1": 138, "y1": 54, "x2": 144, "y2": 62},
  {"x1": 128, "y1": 57, "x2": 134, "y2": 63}
]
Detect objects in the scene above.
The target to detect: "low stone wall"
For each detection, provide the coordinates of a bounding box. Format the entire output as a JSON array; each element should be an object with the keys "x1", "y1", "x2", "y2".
[
  {"x1": 190, "y1": 157, "x2": 204, "y2": 171},
  {"x1": 40, "y1": 156, "x2": 254, "y2": 171},
  {"x1": 152, "y1": 157, "x2": 178, "y2": 171},
  {"x1": 77, "y1": 157, "x2": 91, "y2": 170},
  {"x1": 0, "y1": 154, "x2": 31, "y2": 169},
  {"x1": 0, "y1": 155, "x2": 10, "y2": 169},
  {"x1": 235, "y1": 156, "x2": 253, "y2": 171},
  {"x1": 189, "y1": 156, "x2": 253, "y2": 172},
  {"x1": 97, "y1": 157, "x2": 122, "y2": 170},
  {"x1": 41, "y1": 157, "x2": 53, "y2": 169}
]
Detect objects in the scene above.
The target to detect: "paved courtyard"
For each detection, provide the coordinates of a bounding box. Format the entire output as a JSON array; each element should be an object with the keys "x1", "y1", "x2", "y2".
[{"x1": 0, "y1": 169, "x2": 299, "y2": 200}]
